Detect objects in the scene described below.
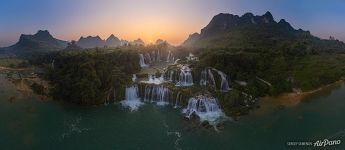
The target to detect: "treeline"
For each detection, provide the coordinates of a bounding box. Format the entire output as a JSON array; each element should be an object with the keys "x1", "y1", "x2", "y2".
[
  {"x1": 195, "y1": 44, "x2": 345, "y2": 97},
  {"x1": 46, "y1": 48, "x2": 140, "y2": 105}
]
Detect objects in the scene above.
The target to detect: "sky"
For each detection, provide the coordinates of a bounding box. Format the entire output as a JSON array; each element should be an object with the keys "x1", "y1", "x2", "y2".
[{"x1": 0, "y1": 0, "x2": 345, "y2": 47}]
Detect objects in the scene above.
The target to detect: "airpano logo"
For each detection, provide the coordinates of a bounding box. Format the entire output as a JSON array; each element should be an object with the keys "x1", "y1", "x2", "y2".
[
  {"x1": 313, "y1": 139, "x2": 341, "y2": 147},
  {"x1": 287, "y1": 139, "x2": 341, "y2": 147}
]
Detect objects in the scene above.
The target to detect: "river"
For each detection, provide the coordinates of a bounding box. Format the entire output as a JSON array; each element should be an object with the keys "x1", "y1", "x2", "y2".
[{"x1": 0, "y1": 74, "x2": 344, "y2": 150}]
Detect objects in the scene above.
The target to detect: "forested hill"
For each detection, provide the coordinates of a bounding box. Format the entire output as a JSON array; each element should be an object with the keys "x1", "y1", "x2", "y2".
[
  {"x1": 47, "y1": 49, "x2": 140, "y2": 105},
  {"x1": 183, "y1": 11, "x2": 345, "y2": 54},
  {"x1": 2, "y1": 30, "x2": 68, "y2": 58}
]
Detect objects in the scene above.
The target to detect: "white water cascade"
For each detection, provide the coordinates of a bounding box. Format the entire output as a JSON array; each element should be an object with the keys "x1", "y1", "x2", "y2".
[
  {"x1": 182, "y1": 95, "x2": 226, "y2": 124},
  {"x1": 151, "y1": 51, "x2": 156, "y2": 62},
  {"x1": 139, "y1": 54, "x2": 148, "y2": 67},
  {"x1": 157, "y1": 50, "x2": 161, "y2": 62},
  {"x1": 144, "y1": 85, "x2": 170, "y2": 106},
  {"x1": 51, "y1": 59, "x2": 55, "y2": 69},
  {"x1": 132, "y1": 74, "x2": 137, "y2": 82},
  {"x1": 212, "y1": 69, "x2": 230, "y2": 92},
  {"x1": 166, "y1": 51, "x2": 175, "y2": 63},
  {"x1": 199, "y1": 68, "x2": 216, "y2": 87},
  {"x1": 145, "y1": 53, "x2": 152, "y2": 64},
  {"x1": 120, "y1": 85, "x2": 143, "y2": 111},
  {"x1": 141, "y1": 74, "x2": 165, "y2": 85},
  {"x1": 174, "y1": 59, "x2": 180, "y2": 65},
  {"x1": 168, "y1": 71, "x2": 174, "y2": 82},
  {"x1": 174, "y1": 92, "x2": 182, "y2": 108},
  {"x1": 176, "y1": 65, "x2": 194, "y2": 87}
]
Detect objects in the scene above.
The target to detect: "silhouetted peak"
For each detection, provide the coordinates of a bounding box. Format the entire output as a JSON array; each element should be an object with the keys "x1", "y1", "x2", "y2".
[
  {"x1": 105, "y1": 34, "x2": 121, "y2": 47},
  {"x1": 262, "y1": 11, "x2": 274, "y2": 23},
  {"x1": 263, "y1": 11, "x2": 273, "y2": 19},
  {"x1": 242, "y1": 12, "x2": 254, "y2": 18},
  {"x1": 35, "y1": 30, "x2": 49, "y2": 35},
  {"x1": 278, "y1": 19, "x2": 294, "y2": 31},
  {"x1": 108, "y1": 34, "x2": 116, "y2": 39},
  {"x1": 33, "y1": 30, "x2": 53, "y2": 39},
  {"x1": 80, "y1": 36, "x2": 103, "y2": 41}
]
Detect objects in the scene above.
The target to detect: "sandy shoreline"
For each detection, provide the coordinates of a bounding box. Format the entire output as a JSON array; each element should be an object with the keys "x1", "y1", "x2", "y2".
[
  {"x1": 261, "y1": 80, "x2": 344, "y2": 107},
  {"x1": 0, "y1": 66, "x2": 34, "y2": 71}
]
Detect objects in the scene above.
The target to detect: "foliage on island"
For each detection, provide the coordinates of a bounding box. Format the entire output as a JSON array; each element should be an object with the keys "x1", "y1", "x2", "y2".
[{"x1": 46, "y1": 48, "x2": 140, "y2": 105}]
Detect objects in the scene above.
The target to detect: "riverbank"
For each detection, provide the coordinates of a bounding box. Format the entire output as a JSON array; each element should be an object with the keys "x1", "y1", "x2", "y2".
[
  {"x1": 11, "y1": 77, "x2": 51, "y2": 101},
  {"x1": 0, "y1": 66, "x2": 33, "y2": 71},
  {"x1": 0, "y1": 66, "x2": 51, "y2": 101},
  {"x1": 260, "y1": 80, "x2": 344, "y2": 108}
]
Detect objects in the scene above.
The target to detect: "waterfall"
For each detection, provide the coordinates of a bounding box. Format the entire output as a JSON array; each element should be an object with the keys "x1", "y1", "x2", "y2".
[
  {"x1": 174, "y1": 59, "x2": 180, "y2": 65},
  {"x1": 169, "y1": 71, "x2": 174, "y2": 82},
  {"x1": 200, "y1": 68, "x2": 216, "y2": 87},
  {"x1": 145, "y1": 53, "x2": 152, "y2": 64},
  {"x1": 151, "y1": 51, "x2": 156, "y2": 62},
  {"x1": 174, "y1": 92, "x2": 182, "y2": 108},
  {"x1": 139, "y1": 54, "x2": 148, "y2": 67},
  {"x1": 51, "y1": 59, "x2": 55, "y2": 69},
  {"x1": 187, "y1": 53, "x2": 197, "y2": 61},
  {"x1": 176, "y1": 65, "x2": 193, "y2": 87},
  {"x1": 200, "y1": 70, "x2": 207, "y2": 86},
  {"x1": 182, "y1": 95, "x2": 226, "y2": 124},
  {"x1": 132, "y1": 74, "x2": 137, "y2": 82},
  {"x1": 144, "y1": 85, "x2": 170, "y2": 106},
  {"x1": 212, "y1": 68, "x2": 230, "y2": 92},
  {"x1": 120, "y1": 85, "x2": 143, "y2": 111},
  {"x1": 157, "y1": 50, "x2": 161, "y2": 62},
  {"x1": 142, "y1": 74, "x2": 164, "y2": 85},
  {"x1": 208, "y1": 69, "x2": 216, "y2": 87},
  {"x1": 166, "y1": 51, "x2": 174, "y2": 63}
]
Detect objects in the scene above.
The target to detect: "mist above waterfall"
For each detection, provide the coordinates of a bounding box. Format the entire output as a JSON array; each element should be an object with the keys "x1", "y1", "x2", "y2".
[{"x1": 182, "y1": 95, "x2": 227, "y2": 125}]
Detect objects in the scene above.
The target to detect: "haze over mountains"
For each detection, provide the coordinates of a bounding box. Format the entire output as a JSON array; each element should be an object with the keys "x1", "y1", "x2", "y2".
[
  {"x1": 1, "y1": 11, "x2": 344, "y2": 58},
  {"x1": 0, "y1": 31, "x2": 149, "y2": 56}
]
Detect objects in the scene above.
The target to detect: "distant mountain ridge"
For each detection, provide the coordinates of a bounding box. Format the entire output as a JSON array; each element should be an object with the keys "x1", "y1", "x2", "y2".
[
  {"x1": 183, "y1": 11, "x2": 345, "y2": 53},
  {"x1": 106, "y1": 34, "x2": 121, "y2": 47},
  {"x1": 76, "y1": 34, "x2": 124, "y2": 48},
  {"x1": 77, "y1": 36, "x2": 105, "y2": 48},
  {"x1": 1, "y1": 30, "x2": 68, "y2": 57}
]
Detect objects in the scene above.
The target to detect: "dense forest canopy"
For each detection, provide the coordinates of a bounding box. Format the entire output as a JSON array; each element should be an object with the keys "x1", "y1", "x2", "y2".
[{"x1": 46, "y1": 48, "x2": 140, "y2": 105}]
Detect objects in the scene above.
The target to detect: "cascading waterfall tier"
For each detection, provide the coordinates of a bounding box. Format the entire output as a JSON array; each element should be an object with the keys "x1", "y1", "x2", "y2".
[
  {"x1": 199, "y1": 68, "x2": 216, "y2": 87},
  {"x1": 176, "y1": 65, "x2": 194, "y2": 87},
  {"x1": 182, "y1": 95, "x2": 226, "y2": 124},
  {"x1": 166, "y1": 50, "x2": 175, "y2": 63},
  {"x1": 214, "y1": 69, "x2": 230, "y2": 91},
  {"x1": 212, "y1": 68, "x2": 231, "y2": 92},
  {"x1": 132, "y1": 74, "x2": 137, "y2": 82},
  {"x1": 144, "y1": 84, "x2": 170, "y2": 106},
  {"x1": 141, "y1": 74, "x2": 165, "y2": 85},
  {"x1": 120, "y1": 85, "x2": 144, "y2": 111},
  {"x1": 168, "y1": 71, "x2": 174, "y2": 82},
  {"x1": 139, "y1": 54, "x2": 148, "y2": 67},
  {"x1": 174, "y1": 92, "x2": 182, "y2": 108},
  {"x1": 174, "y1": 59, "x2": 180, "y2": 65},
  {"x1": 144, "y1": 53, "x2": 152, "y2": 64}
]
